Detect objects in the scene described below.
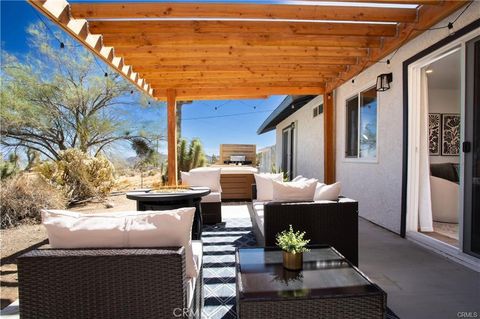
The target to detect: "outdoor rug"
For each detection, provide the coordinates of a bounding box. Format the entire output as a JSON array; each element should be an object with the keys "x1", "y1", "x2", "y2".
[{"x1": 201, "y1": 215, "x2": 400, "y2": 319}]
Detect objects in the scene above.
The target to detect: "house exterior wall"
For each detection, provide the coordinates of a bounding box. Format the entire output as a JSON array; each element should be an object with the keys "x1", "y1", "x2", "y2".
[
  {"x1": 334, "y1": 3, "x2": 480, "y2": 233},
  {"x1": 275, "y1": 95, "x2": 324, "y2": 181}
]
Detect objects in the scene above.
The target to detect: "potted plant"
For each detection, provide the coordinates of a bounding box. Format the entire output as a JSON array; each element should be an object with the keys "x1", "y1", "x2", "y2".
[{"x1": 275, "y1": 225, "x2": 310, "y2": 271}]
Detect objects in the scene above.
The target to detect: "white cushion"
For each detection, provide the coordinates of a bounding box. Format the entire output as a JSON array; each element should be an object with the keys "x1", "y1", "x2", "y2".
[
  {"x1": 188, "y1": 241, "x2": 203, "y2": 308},
  {"x1": 272, "y1": 179, "x2": 318, "y2": 202},
  {"x1": 251, "y1": 201, "x2": 265, "y2": 235},
  {"x1": 314, "y1": 182, "x2": 341, "y2": 201},
  {"x1": 291, "y1": 175, "x2": 307, "y2": 182},
  {"x1": 254, "y1": 173, "x2": 283, "y2": 201},
  {"x1": 201, "y1": 192, "x2": 221, "y2": 203},
  {"x1": 181, "y1": 168, "x2": 222, "y2": 192},
  {"x1": 42, "y1": 208, "x2": 198, "y2": 278}
]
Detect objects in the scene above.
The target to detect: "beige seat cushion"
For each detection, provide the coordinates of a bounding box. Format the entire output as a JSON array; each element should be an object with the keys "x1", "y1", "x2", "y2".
[
  {"x1": 272, "y1": 179, "x2": 318, "y2": 202},
  {"x1": 252, "y1": 200, "x2": 265, "y2": 235},
  {"x1": 187, "y1": 240, "x2": 203, "y2": 308},
  {"x1": 183, "y1": 168, "x2": 222, "y2": 192},
  {"x1": 201, "y1": 192, "x2": 221, "y2": 203},
  {"x1": 42, "y1": 208, "x2": 198, "y2": 278}
]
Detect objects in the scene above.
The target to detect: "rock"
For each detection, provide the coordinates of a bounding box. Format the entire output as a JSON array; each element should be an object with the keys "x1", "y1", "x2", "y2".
[{"x1": 105, "y1": 201, "x2": 114, "y2": 208}]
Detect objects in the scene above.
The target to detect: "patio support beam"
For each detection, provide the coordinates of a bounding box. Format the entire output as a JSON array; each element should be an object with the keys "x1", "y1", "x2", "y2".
[
  {"x1": 70, "y1": 3, "x2": 417, "y2": 23},
  {"x1": 167, "y1": 89, "x2": 178, "y2": 186},
  {"x1": 323, "y1": 91, "x2": 336, "y2": 184}
]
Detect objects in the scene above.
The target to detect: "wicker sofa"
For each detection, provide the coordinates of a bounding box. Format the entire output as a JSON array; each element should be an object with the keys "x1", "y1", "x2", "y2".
[
  {"x1": 250, "y1": 185, "x2": 359, "y2": 266},
  {"x1": 18, "y1": 242, "x2": 203, "y2": 319}
]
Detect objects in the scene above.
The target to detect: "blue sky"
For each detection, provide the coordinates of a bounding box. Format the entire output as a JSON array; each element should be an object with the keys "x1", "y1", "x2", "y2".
[{"x1": 1, "y1": 0, "x2": 280, "y2": 157}]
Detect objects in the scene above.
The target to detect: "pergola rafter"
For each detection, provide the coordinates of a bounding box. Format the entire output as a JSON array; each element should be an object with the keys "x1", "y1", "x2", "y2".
[{"x1": 28, "y1": 0, "x2": 471, "y2": 184}]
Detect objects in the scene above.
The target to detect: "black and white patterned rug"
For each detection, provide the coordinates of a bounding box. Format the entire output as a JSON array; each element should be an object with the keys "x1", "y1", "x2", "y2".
[{"x1": 201, "y1": 214, "x2": 399, "y2": 319}]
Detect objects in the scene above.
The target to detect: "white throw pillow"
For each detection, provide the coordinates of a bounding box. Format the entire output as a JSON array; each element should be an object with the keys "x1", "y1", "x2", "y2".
[
  {"x1": 181, "y1": 168, "x2": 222, "y2": 192},
  {"x1": 272, "y1": 179, "x2": 318, "y2": 202},
  {"x1": 314, "y1": 182, "x2": 341, "y2": 201},
  {"x1": 254, "y1": 173, "x2": 283, "y2": 201},
  {"x1": 42, "y1": 208, "x2": 198, "y2": 278},
  {"x1": 291, "y1": 175, "x2": 307, "y2": 182}
]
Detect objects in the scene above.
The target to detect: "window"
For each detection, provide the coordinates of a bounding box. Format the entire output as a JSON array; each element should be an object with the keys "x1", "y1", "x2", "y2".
[{"x1": 345, "y1": 86, "x2": 377, "y2": 159}]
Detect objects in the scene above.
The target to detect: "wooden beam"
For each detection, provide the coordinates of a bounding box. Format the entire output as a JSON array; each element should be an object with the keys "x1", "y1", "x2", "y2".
[
  {"x1": 89, "y1": 20, "x2": 397, "y2": 37},
  {"x1": 323, "y1": 91, "x2": 336, "y2": 184},
  {"x1": 167, "y1": 89, "x2": 178, "y2": 186},
  {"x1": 133, "y1": 64, "x2": 347, "y2": 73},
  {"x1": 157, "y1": 95, "x2": 269, "y2": 101},
  {"x1": 326, "y1": 1, "x2": 470, "y2": 90},
  {"x1": 71, "y1": 3, "x2": 417, "y2": 23},
  {"x1": 114, "y1": 45, "x2": 369, "y2": 59},
  {"x1": 150, "y1": 81, "x2": 328, "y2": 89},
  {"x1": 103, "y1": 33, "x2": 382, "y2": 48},
  {"x1": 122, "y1": 56, "x2": 359, "y2": 66},
  {"x1": 155, "y1": 86, "x2": 325, "y2": 100},
  {"x1": 143, "y1": 71, "x2": 338, "y2": 80}
]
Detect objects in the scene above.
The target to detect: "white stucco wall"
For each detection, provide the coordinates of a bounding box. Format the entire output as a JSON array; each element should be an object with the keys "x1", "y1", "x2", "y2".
[
  {"x1": 334, "y1": 3, "x2": 480, "y2": 233},
  {"x1": 275, "y1": 96, "x2": 325, "y2": 181}
]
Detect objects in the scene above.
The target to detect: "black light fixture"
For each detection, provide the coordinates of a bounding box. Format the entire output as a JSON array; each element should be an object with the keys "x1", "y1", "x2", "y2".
[{"x1": 376, "y1": 72, "x2": 393, "y2": 92}]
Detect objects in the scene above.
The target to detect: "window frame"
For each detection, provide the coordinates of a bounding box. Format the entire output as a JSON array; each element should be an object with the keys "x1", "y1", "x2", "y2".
[{"x1": 344, "y1": 84, "x2": 379, "y2": 164}]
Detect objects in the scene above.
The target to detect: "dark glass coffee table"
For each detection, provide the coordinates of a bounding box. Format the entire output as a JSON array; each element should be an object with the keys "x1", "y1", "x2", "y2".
[{"x1": 235, "y1": 246, "x2": 386, "y2": 319}]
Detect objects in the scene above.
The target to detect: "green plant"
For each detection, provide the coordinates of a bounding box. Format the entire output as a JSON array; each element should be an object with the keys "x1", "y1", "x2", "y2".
[
  {"x1": 276, "y1": 225, "x2": 310, "y2": 254},
  {"x1": 0, "y1": 153, "x2": 19, "y2": 179}
]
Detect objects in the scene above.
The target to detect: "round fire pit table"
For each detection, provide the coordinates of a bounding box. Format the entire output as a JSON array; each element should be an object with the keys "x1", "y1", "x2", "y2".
[{"x1": 126, "y1": 187, "x2": 211, "y2": 240}]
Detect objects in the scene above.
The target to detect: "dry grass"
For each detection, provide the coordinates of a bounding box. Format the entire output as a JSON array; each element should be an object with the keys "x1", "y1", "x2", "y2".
[{"x1": 0, "y1": 173, "x2": 67, "y2": 229}]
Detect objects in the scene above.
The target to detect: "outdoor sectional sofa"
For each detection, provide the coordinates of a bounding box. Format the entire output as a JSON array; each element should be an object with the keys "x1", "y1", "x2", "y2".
[
  {"x1": 250, "y1": 185, "x2": 359, "y2": 266},
  {"x1": 17, "y1": 242, "x2": 203, "y2": 319}
]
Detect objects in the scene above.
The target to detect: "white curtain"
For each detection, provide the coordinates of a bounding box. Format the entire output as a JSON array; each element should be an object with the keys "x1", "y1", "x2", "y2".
[{"x1": 418, "y1": 70, "x2": 434, "y2": 232}]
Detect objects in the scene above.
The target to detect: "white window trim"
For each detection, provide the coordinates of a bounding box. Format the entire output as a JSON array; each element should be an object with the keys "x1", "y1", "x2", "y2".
[{"x1": 343, "y1": 82, "x2": 379, "y2": 164}]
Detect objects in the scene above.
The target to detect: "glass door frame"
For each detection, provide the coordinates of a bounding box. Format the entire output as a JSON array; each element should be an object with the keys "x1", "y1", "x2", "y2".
[
  {"x1": 463, "y1": 35, "x2": 480, "y2": 258},
  {"x1": 404, "y1": 27, "x2": 480, "y2": 269}
]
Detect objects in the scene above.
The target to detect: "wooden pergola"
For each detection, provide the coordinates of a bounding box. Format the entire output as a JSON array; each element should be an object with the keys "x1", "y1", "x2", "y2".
[{"x1": 29, "y1": 0, "x2": 469, "y2": 185}]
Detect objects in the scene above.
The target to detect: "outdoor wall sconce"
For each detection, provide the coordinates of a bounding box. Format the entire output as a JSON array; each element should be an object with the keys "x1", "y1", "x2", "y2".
[{"x1": 376, "y1": 73, "x2": 393, "y2": 92}]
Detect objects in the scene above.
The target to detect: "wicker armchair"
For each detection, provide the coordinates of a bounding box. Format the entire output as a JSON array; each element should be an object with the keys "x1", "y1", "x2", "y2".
[
  {"x1": 251, "y1": 185, "x2": 359, "y2": 266},
  {"x1": 18, "y1": 245, "x2": 203, "y2": 319}
]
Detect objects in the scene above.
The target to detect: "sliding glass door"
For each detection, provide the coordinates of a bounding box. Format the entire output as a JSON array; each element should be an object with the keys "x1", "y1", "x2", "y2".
[
  {"x1": 464, "y1": 36, "x2": 480, "y2": 258},
  {"x1": 281, "y1": 123, "x2": 295, "y2": 181}
]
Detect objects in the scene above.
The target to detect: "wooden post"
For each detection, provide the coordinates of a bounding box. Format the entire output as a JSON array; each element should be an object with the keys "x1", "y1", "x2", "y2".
[
  {"x1": 323, "y1": 91, "x2": 336, "y2": 184},
  {"x1": 167, "y1": 89, "x2": 178, "y2": 186}
]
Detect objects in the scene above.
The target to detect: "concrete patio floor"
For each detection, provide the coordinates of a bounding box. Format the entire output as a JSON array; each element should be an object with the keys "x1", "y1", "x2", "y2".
[{"x1": 358, "y1": 218, "x2": 479, "y2": 319}]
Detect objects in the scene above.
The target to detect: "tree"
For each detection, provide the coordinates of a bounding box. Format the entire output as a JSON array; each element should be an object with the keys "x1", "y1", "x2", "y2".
[
  {"x1": 131, "y1": 138, "x2": 160, "y2": 188},
  {"x1": 0, "y1": 22, "x2": 151, "y2": 160}
]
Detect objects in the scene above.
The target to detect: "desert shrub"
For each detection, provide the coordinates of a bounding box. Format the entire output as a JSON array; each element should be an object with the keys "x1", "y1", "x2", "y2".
[
  {"x1": 35, "y1": 149, "x2": 116, "y2": 203},
  {"x1": 0, "y1": 154, "x2": 19, "y2": 180},
  {"x1": 0, "y1": 173, "x2": 67, "y2": 228}
]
